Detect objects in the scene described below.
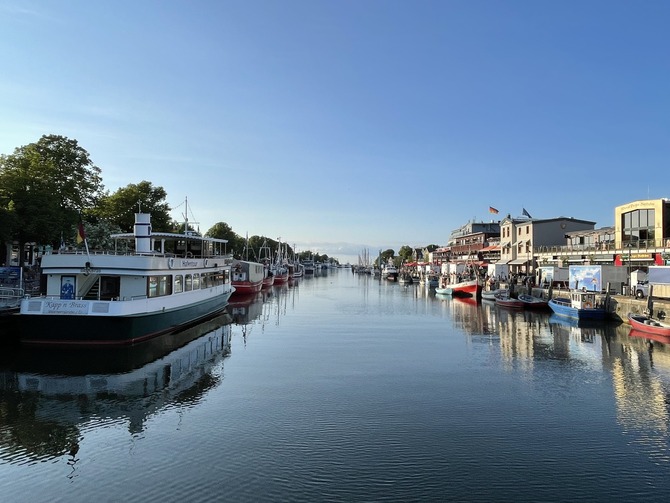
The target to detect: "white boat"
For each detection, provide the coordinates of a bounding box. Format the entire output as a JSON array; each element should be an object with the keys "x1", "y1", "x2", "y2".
[
  {"x1": 19, "y1": 211, "x2": 235, "y2": 346},
  {"x1": 383, "y1": 263, "x2": 399, "y2": 281}
]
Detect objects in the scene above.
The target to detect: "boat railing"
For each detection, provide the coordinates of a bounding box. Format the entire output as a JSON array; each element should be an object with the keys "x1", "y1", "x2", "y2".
[{"x1": 0, "y1": 287, "x2": 24, "y2": 305}]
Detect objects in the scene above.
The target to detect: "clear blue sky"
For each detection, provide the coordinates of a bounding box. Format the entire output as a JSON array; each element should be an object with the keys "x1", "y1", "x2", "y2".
[{"x1": 1, "y1": 1, "x2": 668, "y2": 263}]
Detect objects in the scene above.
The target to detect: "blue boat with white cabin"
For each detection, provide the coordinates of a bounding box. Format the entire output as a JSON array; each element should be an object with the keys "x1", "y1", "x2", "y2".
[{"x1": 547, "y1": 290, "x2": 606, "y2": 320}]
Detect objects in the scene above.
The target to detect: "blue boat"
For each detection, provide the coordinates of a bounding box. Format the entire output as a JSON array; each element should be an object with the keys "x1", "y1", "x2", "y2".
[{"x1": 547, "y1": 290, "x2": 606, "y2": 320}]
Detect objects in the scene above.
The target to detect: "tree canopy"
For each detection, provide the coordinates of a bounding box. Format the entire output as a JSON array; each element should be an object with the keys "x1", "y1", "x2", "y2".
[
  {"x1": 94, "y1": 181, "x2": 171, "y2": 232},
  {"x1": 0, "y1": 134, "x2": 104, "y2": 246}
]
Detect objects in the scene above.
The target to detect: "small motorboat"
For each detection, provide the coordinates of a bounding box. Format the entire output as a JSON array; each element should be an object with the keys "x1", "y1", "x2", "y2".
[
  {"x1": 494, "y1": 292, "x2": 524, "y2": 309},
  {"x1": 517, "y1": 293, "x2": 549, "y2": 309},
  {"x1": 627, "y1": 313, "x2": 670, "y2": 337}
]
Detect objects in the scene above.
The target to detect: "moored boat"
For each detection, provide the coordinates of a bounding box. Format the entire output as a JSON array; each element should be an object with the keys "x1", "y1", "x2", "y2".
[
  {"x1": 547, "y1": 290, "x2": 606, "y2": 320},
  {"x1": 383, "y1": 263, "x2": 399, "y2": 281},
  {"x1": 450, "y1": 278, "x2": 481, "y2": 297},
  {"x1": 517, "y1": 293, "x2": 549, "y2": 309},
  {"x1": 19, "y1": 211, "x2": 235, "y2": 346},
  {"x1": 494, "y1": 292, "x2": 524, "y2": 309},
  {"x1": 231, "y1": 259, "x2": 265, "y2": 296},
  {"x1": 627, "y1": 313, "x2": 670, "y2": 337},
  {"x1": 481, "y1": 288, "x2": 506, "y2": 301}
]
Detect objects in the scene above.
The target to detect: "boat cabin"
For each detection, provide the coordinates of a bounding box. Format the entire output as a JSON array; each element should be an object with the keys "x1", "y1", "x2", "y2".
[{"x1": 570, "y1": 290, "x2": 597, "y2": 309}]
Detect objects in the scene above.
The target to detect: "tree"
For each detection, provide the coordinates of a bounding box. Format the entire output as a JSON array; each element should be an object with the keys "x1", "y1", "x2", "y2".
[
  {"x1": 0, "y1": 134, "x2": 104, "y2": 247},
  {"x1": 205, "y1": 222, "x2": 245, "y2": 257},
  {"x1": 398, "y1": 245, "x2": 414, "y2": 263},
  {"x1": 94, "y1": 181, "x2": 171, "y2": 232}
]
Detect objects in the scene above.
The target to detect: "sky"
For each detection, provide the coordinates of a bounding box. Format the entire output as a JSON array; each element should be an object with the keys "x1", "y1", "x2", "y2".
[{"x1": 1, "y1": 1, "x2": 668, "y2": 264}]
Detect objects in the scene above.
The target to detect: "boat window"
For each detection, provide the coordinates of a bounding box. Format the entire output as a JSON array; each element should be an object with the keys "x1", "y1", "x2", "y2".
[
  {"x1": 193, "y1": 273, "x2": 200, "y2": 289},
  {"x1": 148, "y1": 276, "x2": 158, "y2": 298},
  {"x1": 148, "y1": 275, "x2": 173, "y2": 297},
  {"x1": 185, "y1": 274, "x2": 192, "y2": 292},
  {"x1": 201, "y1": 273, "x2": 209, "y2": 288},
  {"x1": 158, "y1": 275, "x2": 171, "y2": 296},
  {"x1": 174, "y1": 275, "x2": 183, "y2": 293}
]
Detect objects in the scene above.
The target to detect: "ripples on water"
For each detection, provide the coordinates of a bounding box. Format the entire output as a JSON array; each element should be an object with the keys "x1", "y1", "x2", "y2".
[{"x1": 1, "y1": 271, "x2": 670, "y2": 502}]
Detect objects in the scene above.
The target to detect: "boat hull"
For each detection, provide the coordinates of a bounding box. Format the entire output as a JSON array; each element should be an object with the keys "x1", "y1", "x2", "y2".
[
  {"x1": 628, "y1": 313, "x2": 670, "y2": 337},
  {"x1": 548, "y1": 297, "x2": 606, "y2": 320},
  {"x1": 495, "y1": 294, "x2": 524, "y2": 309},
  {"x1": 19, "y1": 291, "x2": 233, "y2": 346},
  {"x1": 451, "y1": 279, "x2": 480, "y2": 297}
]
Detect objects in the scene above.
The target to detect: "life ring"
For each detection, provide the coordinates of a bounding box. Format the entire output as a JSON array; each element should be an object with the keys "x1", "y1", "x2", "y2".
[
  {"x1": 168, "y1": 257, "x2": 174, "y2": 269},
  {"x1": 583, "y1": 301, "x2": 592, "y2": 309}
]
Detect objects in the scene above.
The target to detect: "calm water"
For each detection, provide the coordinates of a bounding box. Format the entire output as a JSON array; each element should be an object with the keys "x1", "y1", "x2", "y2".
[{"x1": 1, "y1": 269, "x2": 670, "y2": 502}]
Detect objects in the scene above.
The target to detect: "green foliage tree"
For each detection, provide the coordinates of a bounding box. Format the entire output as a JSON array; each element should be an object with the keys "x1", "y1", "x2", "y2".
[
  {"x1": 205, "y1": 222, "x2": 245, "y2": 257},
  {"x1": 0, "y1": 134, "x2": 104, "y2": 247},
  {"x1": 94, "y1": 181, "x2": 171, "y2": 232},
  {"x1": 398, "y1": 245, "x2": 414, "y2": 264}
]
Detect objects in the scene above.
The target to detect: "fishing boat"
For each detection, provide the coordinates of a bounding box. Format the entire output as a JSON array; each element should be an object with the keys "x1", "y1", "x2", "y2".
[
  {"x1": 231, "y1": 259, "x2": 265, "y2": 296},
  {"x1": 627, "y1": 313, "x2": 670, "y2": 337},
  {"x1": 517, "y1": 293, "x2": 549, "y2": 309},
  {"x1": 547, "y1": 290, "x2": 606, "y2": 320},
  {"x1": 450, "y1": 278, "x2": 481, "y2": 297},
  {"x1": 494, "y1": 292, "x2": 524, "y2": 309},
  {"x1": 19, "y1": 210, "x2": 235, "y2": 346}
]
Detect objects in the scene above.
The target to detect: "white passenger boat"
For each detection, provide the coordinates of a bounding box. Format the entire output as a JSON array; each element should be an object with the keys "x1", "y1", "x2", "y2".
[{"x1": 19, "y1": 211, "x2": 235, "y2": 346}]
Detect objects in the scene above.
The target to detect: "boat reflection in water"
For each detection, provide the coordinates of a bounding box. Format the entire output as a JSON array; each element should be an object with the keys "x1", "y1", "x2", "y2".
[
  {"x1": 448, "y1": 294, "x2": 670, "y2": 464},
  {"x1": 0, "y1": 313, "x2": 233, "y2": 464}
]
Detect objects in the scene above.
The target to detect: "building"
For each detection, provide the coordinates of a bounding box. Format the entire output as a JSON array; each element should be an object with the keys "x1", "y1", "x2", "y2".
[{"x1": 499, "y1": 215, "x2": 596, "y2": 274}]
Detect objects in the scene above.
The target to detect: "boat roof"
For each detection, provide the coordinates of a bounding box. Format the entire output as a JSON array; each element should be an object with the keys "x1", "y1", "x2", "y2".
[{"x1": 110, "y1": 231, "x2": 228, "y2": 244}]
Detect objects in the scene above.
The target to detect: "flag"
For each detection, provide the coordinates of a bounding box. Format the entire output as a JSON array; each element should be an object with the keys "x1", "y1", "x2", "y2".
[
  {"x1": 522, "y1": 208, "x2": 532, "y2": 218},
  {"x1": 59, "y1": 232, "x2": 65, "y2": 251},
  {"x1": 489, "y1": 206, "x2": 499, "y2": 214},
  {"x1": 76, "y1": 218, "x2": 86, "y2": 244}
]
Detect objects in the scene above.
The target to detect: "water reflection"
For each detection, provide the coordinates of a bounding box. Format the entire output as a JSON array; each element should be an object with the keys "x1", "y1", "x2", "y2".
[
  {"x1": 0, "y1": 313, "x2": 233, "y2": 464},
  {"x1": 430, "y1": 291, "x2": 670, "y2": 465}
]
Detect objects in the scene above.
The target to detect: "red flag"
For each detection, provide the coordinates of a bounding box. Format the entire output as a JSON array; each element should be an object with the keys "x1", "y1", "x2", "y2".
[
  {"x1": 77, "y1": 219, "x2": 86, "y2": 244},
  {"x1": 489, "y1": 206, "x2": 499, "y2": 214}
]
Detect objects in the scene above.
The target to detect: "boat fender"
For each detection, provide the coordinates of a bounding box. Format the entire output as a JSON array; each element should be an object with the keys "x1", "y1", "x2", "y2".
[
  {"x1": 204, "y1": 259, "x2": 208, "y2": 267},
  {"x1": 583, "y1": 301, "x2": 592, "y2": 309},
  {"x1": 168, "y1": 258, "x2": 174, "y2": 269}
]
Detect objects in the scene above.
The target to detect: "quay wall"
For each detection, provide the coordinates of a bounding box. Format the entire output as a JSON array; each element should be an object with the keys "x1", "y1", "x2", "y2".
[{"x1": 519, "y1": 286, "x2": 670, "y2": 323}]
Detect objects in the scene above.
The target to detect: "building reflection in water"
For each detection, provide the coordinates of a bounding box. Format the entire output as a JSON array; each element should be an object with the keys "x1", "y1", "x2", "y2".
[
  {"x1": 438, "y1": 294, "x2": 670, "y2": 464},
  {"x1": 0, "y1": 313, "x2": 233, "y2": 464}
]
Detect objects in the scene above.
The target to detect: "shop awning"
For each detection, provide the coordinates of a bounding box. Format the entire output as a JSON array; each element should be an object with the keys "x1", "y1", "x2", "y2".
[{"x1": 508, "y1": 258, "x2": 528, "y2": 265}]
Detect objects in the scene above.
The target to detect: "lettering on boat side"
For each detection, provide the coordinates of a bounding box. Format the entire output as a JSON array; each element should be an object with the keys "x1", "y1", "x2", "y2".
[
  {"x1": 180, "y1": 260, "x2": 199, "y2": 267},
  {"x1": 43, "y1": 300, "x2": 89, "y2": 315}
]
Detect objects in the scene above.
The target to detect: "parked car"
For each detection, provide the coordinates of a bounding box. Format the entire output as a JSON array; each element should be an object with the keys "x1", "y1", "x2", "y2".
[{"x1": 635, "y1": 281, "x2": 649, "y2": 299}]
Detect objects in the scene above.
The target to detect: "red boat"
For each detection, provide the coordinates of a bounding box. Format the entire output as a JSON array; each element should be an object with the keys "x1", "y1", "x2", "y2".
[
  {"x1": 517, "y1": 293, "x2": 549, "y2": 309},
  {"x1": 494, "y1": 292, "x2": 524, "y2": 309},
  {"x1": 231, "y1": 260, "x2": 264, "y2": 296},
  {"x1": 262, "y1": 271, "x2": 274, "y2": 288},
  {"x1": 271, "y1": 265, "x2": 290, "y2": 285},
  {"x1": 628, "y1": 313, "x2": 670, "y2": 337},
  {"x1": 450, "y1": 278, "x2": 481, "y2": 297}
]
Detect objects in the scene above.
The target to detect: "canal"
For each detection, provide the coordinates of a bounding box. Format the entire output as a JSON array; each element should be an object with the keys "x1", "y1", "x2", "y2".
[{"x1": 1, "y1": 268, "x2": 670, "y2": 502}]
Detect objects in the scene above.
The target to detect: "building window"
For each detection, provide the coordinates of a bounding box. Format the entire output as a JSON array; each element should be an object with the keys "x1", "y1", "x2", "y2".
[{"x1": 622, "y1": 209, "x2": 655, "y2": 247}]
